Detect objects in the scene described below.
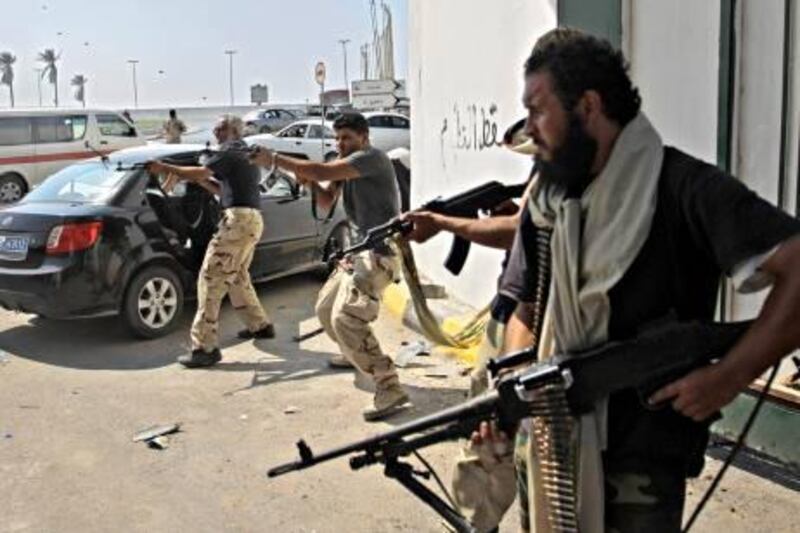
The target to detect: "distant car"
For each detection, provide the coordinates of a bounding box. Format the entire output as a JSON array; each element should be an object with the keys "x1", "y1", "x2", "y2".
[
  {"x1": 363, "y1": 111, "x2": 410, "y2": 153},
  {"x1": 0, "y1": 108, "x2": 144, "y2": 203},
  {"x1": 248, "y1": 119, "x2": 339, "y2": 162},
  {"x1": 242, "y1": 108, "x2": 301, "y2": 135},
  {"x1": 0, "y1": 144, "x2": 349, "y2": 338}
]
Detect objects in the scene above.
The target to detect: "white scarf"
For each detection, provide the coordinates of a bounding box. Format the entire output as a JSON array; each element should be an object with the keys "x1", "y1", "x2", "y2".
[{"x1": 527, "y1": 112, "x2": 664, "y2": 532}]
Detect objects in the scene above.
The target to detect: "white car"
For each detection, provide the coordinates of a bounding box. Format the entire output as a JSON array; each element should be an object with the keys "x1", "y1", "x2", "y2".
[
  {"x1": 247, "y1": 119, "x2": 338, "y2": 163},
  {"x1": 363, "y1": 111, "x2": 410, "y2": 152},
  {"x1": 0, "y1": 108, "x2": 144, "y2": 202},
  {"x1": 248, "y1": 113, "x2": 410, "y2": 163}
]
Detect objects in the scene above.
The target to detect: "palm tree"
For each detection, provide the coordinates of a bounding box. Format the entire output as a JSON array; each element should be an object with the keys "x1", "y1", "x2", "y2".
[
  {"x1": 0, "y1": 52, "x2": 16, "y2": 108},
  {"x1": 38, "y1": 48, "x2": 60, "y2": 107},
  {"x1": 71, "y1": 74, "x2": 87, "y2": 107}
]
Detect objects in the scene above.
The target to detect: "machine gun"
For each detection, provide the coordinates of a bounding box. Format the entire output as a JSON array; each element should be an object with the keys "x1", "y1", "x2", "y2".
[
  {"x1": 329, "y1": 180, "x2": 529, "y2": 274},
  {"x1": 268, "y1": 319, "x2": 753, "y2": 533}
]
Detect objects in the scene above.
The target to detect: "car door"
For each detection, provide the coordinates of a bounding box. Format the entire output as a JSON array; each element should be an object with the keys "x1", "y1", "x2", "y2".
[
  {"x1": 305, "y1": 124, "x2": 337, "y2": 162},
  {"x1": 251, "y1": 171, "x2": 319, "y2": 278},
  {"x1": 274, "y1": 123, "x2": 309, "y2": 159},
  {"x1": 275, "y1": 110, "x2": 297, "y2": 130},
  {"x1": 389, "y1": 115, "x2": 411, "y2": 149},
  {"x1": 0, "y1": 116, "x2": 35, "y2": 189},
  {"x1": 31, "y1": 114, "x2": 91, "y2": 184},
  {"x1": 366, "y1": 114, "x2": 394, "y2": 152},
  {"x1": 93, "y1": 112, "x2": 143, "y2": 152}
]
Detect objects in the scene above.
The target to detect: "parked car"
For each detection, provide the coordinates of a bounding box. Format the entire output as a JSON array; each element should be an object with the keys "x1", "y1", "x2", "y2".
[
  {"x1": 247, "y1": 119, "x2": 339, "y2": 162},
  {"x1": 0, "y1": 144, "x2": 349, "y2": 338},
  {"x1": 242, "y1": 108, "x2": 301, "y2": 135},
  {"x1": 0, "y1": 108, "x2": 144, "y2": 203},
  {"x1": 363, "y1": 111, "x2": 410, "y2": 152}
]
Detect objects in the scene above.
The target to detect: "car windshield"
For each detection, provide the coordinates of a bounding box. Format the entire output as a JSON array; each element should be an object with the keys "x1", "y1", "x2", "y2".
[{"x1": 23, "y1": 161, "x2": 133, "y2": 204}]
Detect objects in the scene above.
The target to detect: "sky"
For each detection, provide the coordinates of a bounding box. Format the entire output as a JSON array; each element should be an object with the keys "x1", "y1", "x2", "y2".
[{"x1": 0, "y1": 0, "x2": 408, "y2": 109}]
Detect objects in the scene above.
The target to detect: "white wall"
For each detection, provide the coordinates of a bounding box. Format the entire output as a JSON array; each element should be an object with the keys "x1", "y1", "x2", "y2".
[
  {"x1": 626, "y1": 0, "x2": 720, "y2": 164},
  {"x1": 727, "y1": 1, "x2": 791, "y2": 348},
  {"x1": 409, "y1": 0, "x2": 557, "y2": 307}
]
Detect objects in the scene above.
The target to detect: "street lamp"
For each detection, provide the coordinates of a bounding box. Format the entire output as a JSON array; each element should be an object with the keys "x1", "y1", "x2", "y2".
[
  {"x1": 338, "y1": 39, "x2": 351, "y2": 98},
  {"x1": 127, "y1": 59, "x2": 139, "y2": 108},
  {"x1": 224, "y1": 50, "x2": 236, "y2": 107},
  {"x1": 33, "y1": 68, "x2": 43, "y2": 107}
]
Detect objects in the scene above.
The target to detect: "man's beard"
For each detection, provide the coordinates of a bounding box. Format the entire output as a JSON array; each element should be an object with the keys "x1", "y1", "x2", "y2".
[{"x1": 537, "y1": 113, "x2": 598, "y2": 197}]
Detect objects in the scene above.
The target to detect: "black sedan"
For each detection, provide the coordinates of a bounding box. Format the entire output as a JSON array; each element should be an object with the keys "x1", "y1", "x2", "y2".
[{"x1": 0, "y1": 144, "x2": 350, "y2": 338}]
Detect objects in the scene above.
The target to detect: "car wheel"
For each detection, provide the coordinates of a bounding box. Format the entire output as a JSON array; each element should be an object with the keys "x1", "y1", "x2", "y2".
[
  {"x1": 324, "y1": 151, "x2": 338, "y2": 162},
  {"x1": 123, "y1": 265, "x2": 184, "y2": 339},
  {"x1": 0, "y1": 174, "x2": 27, "y2": 204},
  {"x1": 259, "y1": 125, "x2": 271, "y2": 133}
]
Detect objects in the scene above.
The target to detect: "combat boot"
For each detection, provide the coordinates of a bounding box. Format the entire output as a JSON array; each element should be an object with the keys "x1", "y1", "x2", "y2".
[
  {"x1": 178, "y1": 348, "x2": 222, "y2": 368},
  {"x1": 363, "y1": 384, "x2": 410, "y2": 422},
  {"x1": 237, "y1": 324, "x2": 276, "y2": 340}
]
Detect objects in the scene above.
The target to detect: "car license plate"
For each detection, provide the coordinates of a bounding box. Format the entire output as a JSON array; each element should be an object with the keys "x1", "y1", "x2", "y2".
[{"x1": 0, "y1": 235, "x2": 29, "y2": 261}]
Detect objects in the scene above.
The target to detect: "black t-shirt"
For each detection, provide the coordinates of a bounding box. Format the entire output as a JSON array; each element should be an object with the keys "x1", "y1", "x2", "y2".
[
  {"x1": 204, "y1": 140, "x2": 261, "y2": 209},
  {"x1": 500, "y1": 146, "x2": 800, "y2": 475}
]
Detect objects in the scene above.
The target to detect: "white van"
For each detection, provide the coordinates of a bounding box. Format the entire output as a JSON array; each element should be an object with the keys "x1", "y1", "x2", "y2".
[{"x1": 0, "y1": 109, "x2": 145, "y2": 203}]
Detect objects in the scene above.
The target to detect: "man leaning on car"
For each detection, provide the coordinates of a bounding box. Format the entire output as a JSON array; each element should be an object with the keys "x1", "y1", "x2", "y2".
[{"x1": 146, "y1": 114, "x2": 275, "y2": 368}]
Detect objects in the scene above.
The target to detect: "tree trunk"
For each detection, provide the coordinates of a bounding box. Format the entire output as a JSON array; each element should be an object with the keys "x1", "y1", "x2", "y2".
[
  {"x1": 54, "y1": 77, "x2": 58, "y2": 107},
  {"x1": 8, "y1": 84, "x2": 13, "y2": 108}
]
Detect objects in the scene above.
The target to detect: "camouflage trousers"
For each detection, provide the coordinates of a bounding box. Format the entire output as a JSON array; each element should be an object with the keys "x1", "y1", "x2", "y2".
[
  {"x1": 514, "y1": 432, "x2": 687, "y2": 533},
  {"x1": 191, "y1": 208, "x2": 271, "y2": 352},
  {"x1": 451, "y1": 317, "x2": 518, "y2": 533},
  {"x1": 315, "y1": 251, "x2": 400, "y2": 390}
]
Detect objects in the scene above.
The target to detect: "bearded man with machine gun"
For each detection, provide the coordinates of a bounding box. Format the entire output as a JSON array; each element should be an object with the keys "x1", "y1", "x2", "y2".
[{"x1": 268, "y1": 28, "x2": 800, "y2": 533}]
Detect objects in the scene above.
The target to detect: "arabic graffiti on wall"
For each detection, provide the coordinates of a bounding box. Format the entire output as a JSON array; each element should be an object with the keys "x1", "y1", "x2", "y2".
[{"x1": 439, "y1": 102, "x2": 504, "y2": 168}]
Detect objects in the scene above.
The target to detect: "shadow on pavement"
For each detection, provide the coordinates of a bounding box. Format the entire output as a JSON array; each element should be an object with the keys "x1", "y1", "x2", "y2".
[{"x1": 0, "y1": 273, "x2": 325, "y2": 371}]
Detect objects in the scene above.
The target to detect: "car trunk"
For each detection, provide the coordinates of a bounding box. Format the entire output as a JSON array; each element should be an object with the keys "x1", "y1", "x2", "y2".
[{"x1": 0, "y1": 202, "x2": 101, "y2": 269}]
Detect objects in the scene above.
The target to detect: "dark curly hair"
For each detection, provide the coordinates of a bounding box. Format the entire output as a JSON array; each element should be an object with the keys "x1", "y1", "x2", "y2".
[
  {"x1": 525, "y1": 28, "x2": 641, "y2": 125},
  {"x1": 333, "y1": 112, "x2": 369, "y2": 135}
]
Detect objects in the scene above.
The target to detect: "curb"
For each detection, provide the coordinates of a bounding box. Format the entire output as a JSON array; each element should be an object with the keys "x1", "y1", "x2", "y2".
[{"x1": 382, "y1": 282, "x2": 483, "y2": 366}]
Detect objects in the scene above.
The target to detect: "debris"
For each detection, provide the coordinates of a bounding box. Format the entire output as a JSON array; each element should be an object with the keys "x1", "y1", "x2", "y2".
[
  {"x1": 147, "y1": 436, "x2": 170, "y2": 450},
  {"x1": 284, "y1": 406, "x2": 301, "y2": 415},
  {"x1": 239, "y1": 414, "x2": 249, "y2": 421},
  {"x1": 395, "y1": 340, "x2": 431, "y2": 367},
  {"x1": 458, "y1": 366, "x2": 473, "y2": 377},
  {"x1": 292, "y1": 327, "x2": 325, "y2": 343},
  {"x1": 0, "y1": 351, "x2": 9, "y2": 364},
  {"x1": 132, "y1": 423, "x2": 181, "y2": 443},
  {"x1": 3, "y1": 433, "x2": 12, "y2": 439},
  {"x1": 421, "y1": 284, "x2": 447, "y2": 299},
  {"x1": 424, "y1": 367, "x2": 452, "y2": 379}
]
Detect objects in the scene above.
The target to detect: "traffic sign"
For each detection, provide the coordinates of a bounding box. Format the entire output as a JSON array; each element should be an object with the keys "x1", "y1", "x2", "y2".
[
  {"x1": 352, "y1": 93, "x2": 401, "y2": 110},
  {"x1": 351, "y1": 79, "x2": 404, "y2": 96},
  {"x1": 314, "y1": 62, "x2": 326, "y2": 86},
  {"x1": 250, "y1": 84, "x2": 269, "y2": 105}
]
